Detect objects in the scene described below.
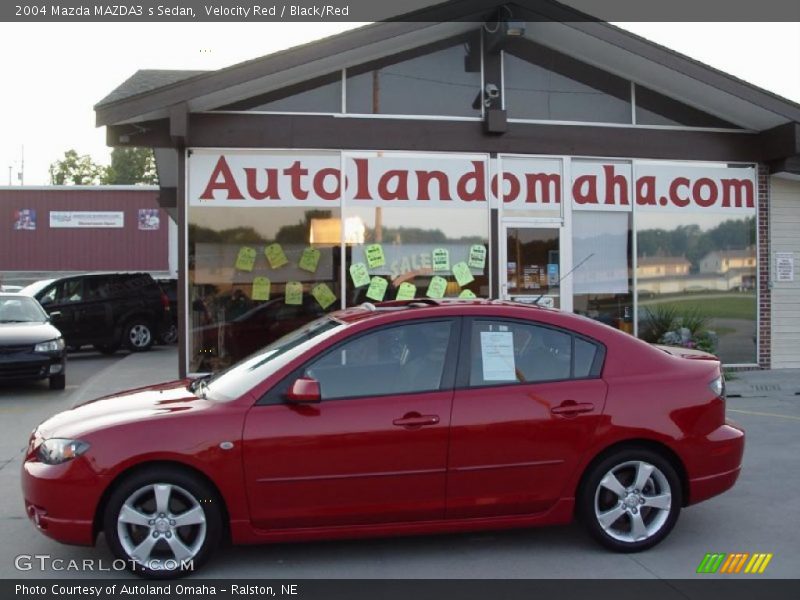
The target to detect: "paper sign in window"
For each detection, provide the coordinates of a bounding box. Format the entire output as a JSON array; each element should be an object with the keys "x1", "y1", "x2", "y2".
[
  {"x1": 426, "y1": 275, "x2": 448, "y2": 299},
  {"x1": 432, "y1": 248, "x2": 450, "y2": 272},
  {"x1": 480, "y1": 331, "x2": 516, "y2": 381},
  {"x1": 396, "y1": 282, "x2": 417, "y2": 301},
  {"x1": 235, "y1": 247, "x2": 257, "y2": 272},
  {"x1": 365, "y1": 244, "x2": 386, "y2": 269},
  {"x1": 468, "y1": 245, "x2": 487, "y2": 270},
  {"x1": 459, "y1": 289, "x2": 477, "y2": 299},
  {"x1": 252, "y1": 277, "x2": 271, "y2": 301},
  {"x1": 366, "y1": 277, "x2": 388, "y2": 302},
  {"x1": 349, "y1": 263, "x2": 371, "y2": 287},
  {"x1": 299, "y1": 247, "x2": 321, "y2": 273},
  {"x1": 452, "y1": 262, "x2": 475, "y2": 287},
  {"x1": 264, "y1": 243, "x2": 289, "y2": 269},
  {"x1": 285, "y1": 281, "x2": 303, "y2": 305},
  {"x1": 311, "y1": 283, "x2": 337, "y2": 310}
]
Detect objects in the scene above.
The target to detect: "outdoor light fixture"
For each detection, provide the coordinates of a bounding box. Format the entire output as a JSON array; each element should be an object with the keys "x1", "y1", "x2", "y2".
[{"x1": 503, "y1": 20, "x2": 526, "y2": 37}]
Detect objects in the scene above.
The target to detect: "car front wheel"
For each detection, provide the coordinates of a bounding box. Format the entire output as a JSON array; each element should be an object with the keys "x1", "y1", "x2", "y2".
[
  {"x1": 578, "y1": 449, "x2": 681, "y2": 552},
  {"x1": 103, "y1": 467, "x2": 222, "y2": 578}
]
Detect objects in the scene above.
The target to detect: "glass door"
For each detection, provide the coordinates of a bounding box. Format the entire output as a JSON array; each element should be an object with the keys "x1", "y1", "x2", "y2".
[{"x1": 501, "y1": 223, "x2": 562, "y2": 308}]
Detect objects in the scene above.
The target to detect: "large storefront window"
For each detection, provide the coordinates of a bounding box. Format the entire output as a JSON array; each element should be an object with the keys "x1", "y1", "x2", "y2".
[
  {"x1": 188, "y1": 207, "x2": 341, "y2": 372},
  {"x1": 636, "y1": 212, "x2": 757, "y2": 364},
  {"x1": 573, "y1": 211, "x2": 634, "y2": 332},
  {"x1": 344, "y1": 207, "x2": 490, "y2": 304}
]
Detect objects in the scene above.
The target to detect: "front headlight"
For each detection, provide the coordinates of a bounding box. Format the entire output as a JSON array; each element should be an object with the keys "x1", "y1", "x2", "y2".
[
  {"x1": 709, "y1": 375, "x2": 725, "y2": 398},
  {"x1": 37, "y1": 439, "x2": 90, "y2": 465},
  {"x1": 34, "y1": 338, "x2": 65, "y2": 353}
]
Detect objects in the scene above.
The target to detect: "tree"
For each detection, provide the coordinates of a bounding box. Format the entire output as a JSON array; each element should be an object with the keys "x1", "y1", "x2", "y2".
[
  {"x1": 48, "y1": 149, "x2": 106, "y2": 185},
  {"x1": 104, "y1": 147, "x2": 158, "y2": 185}
]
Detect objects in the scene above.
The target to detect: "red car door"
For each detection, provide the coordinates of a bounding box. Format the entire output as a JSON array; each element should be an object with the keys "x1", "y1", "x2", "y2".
[
  {"x1": 446, "y1": 317, "x2": 608, "y2": 519},
  {"x1": 242, "y1": 318, "x2": 460, "y2": 529}
]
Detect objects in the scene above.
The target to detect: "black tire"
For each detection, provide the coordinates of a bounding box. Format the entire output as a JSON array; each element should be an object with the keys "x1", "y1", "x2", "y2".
[
  {"x1": 577, "y1": 448, "x2": 682, "y2": 553},
  {"x1": 158, "y1": 323, "x2": 178, "y2": 345},
  {"x1": 94, "y1": 343, "x2": 120, "y2": 355},
  {"x1": 103, "y1": 466, "x2": 222, "y2": 579},
  {"x1": 48, "y1": 373, "x2": 66, "y2": 390},
  {"x1": 124, "y1": 319, "x2": 154, "y2": 352}
]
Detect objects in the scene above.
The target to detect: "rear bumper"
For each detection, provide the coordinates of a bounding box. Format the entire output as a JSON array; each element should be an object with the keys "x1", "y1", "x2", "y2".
[{"x1": 687, "y1": 422, "x2": 745, "y2": 505}]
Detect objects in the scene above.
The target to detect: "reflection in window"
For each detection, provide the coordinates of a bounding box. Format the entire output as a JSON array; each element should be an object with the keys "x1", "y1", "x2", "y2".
[
  {"x1": 188, "y1": 207, "x2": 341, "y2": 372},
  {"x1": 635, "y1": 85, "x2": 739, "y2": 128},
  {"x1": 572, "y1": 211, "x2": 633, "y2": 333},
  {"x1": 504, "y1": 42, "x2": 631, "y2": 123},
  {"x1": 636, "y1": 213, "x2": 756, "y2": 364},
  {"x1": 306, "y1": 321, "x2": 453, "y2": 399},
  {"x1": 343, "y1": 207, "x2": 490, "y2": 304},
  {"x1": 346, "y1": 44, "x2": 481, "y2": 117}
]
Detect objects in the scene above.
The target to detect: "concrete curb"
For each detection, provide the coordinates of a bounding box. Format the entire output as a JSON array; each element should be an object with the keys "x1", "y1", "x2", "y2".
[{"x1": 69, "y1": 346, "x2": 179, "y2": 407}]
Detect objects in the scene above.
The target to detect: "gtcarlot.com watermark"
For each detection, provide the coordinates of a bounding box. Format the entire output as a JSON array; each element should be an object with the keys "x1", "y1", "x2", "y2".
[{"x1": 14, "y1": 553, "x2": 193, "y2": 572}]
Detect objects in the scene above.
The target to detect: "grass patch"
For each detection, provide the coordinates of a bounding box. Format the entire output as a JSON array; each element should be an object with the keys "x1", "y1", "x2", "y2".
[{"x1": 639, "y1": 294, "x2": 756, "y2": 321}]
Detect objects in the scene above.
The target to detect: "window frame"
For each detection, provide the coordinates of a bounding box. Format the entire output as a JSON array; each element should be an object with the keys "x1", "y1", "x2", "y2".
[
  {"x1": 257, "y1": 316, "x2": 464, "y2": 406},
  {"x1": 456, "y1": 316, "x2": 605, "y2": 390}
]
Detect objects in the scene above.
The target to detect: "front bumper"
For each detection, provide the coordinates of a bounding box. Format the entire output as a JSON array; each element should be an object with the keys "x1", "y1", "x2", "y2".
[
  {"x1": 0, "y1": 349, "x2": 65, "y2": 382},
  {"x1": 687, "y1": 421, "x2": 745, "y2": 505},
  {"x1": 21, "y1": 457, "x2": 100, "y2": 546}
]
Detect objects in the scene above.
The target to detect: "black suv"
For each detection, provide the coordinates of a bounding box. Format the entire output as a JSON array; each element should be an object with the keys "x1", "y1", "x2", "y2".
[{"x1": 22, "y1": 273, "x2": 171, "y2": 354}]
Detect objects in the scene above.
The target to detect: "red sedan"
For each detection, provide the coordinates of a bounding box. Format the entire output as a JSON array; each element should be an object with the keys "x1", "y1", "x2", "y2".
[{"x1": 22, "y1": 299, "x2": 744, "y2": 578}]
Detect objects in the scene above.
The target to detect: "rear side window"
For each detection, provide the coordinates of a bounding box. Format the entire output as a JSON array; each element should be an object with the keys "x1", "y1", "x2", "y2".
[
  {"x1": 468, "y1": 319, "x2": 602, "y2": 386},
  {"x1": 306, "y1": 320, "x2": 455, "y2": 400}
]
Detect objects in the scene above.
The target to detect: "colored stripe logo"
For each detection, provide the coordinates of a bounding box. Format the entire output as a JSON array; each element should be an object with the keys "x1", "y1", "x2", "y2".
[{"x1": 697, "y1": 553, "x2": 773, "y2": 574}]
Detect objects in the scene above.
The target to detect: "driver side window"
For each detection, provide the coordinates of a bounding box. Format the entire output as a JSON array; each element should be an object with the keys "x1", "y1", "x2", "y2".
[{"x1": 306, "y1": 320, "x2": 454, "y2": 400}]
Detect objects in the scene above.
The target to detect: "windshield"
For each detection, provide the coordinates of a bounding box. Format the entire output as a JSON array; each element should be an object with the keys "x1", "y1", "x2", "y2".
[
  {"x1": 0, "y1": 295, "x2": 49, "y2": 323},
  {"x1": 196, "y1": 316, "x2": 343, "y2": 403}
]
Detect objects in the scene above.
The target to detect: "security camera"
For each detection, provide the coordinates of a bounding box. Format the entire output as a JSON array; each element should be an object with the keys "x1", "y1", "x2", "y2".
[{"x1": 485, "y1": 83, "x2": 500, "y2": 99}]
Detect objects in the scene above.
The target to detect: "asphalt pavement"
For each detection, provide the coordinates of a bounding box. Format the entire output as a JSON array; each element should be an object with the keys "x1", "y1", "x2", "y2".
[{"x1": 0, "y1": 350, "x2": 797, "y2": 579}]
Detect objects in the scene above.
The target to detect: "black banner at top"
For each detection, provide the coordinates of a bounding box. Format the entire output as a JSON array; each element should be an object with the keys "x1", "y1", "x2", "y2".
[{"x1": 3, "y1": 0, "x2": 800, "y2": 22}]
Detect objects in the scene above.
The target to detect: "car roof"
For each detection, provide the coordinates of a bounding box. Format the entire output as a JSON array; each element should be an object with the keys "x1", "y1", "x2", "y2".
[{"x1": 332, "y1": 299, "x2": 555, "y2": 324}]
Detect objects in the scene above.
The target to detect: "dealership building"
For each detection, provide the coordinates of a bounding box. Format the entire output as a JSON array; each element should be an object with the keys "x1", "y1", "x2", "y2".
[{"x1": 94, "y1": 1, "x2": 800, "y2": 375}]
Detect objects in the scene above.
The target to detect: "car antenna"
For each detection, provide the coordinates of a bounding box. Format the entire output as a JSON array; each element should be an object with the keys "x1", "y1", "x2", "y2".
[{"x1": 532, "y1": 253, "x2": 595, "y2": 306}]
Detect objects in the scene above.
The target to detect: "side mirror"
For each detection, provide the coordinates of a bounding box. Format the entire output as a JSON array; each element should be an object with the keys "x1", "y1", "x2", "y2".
[{"x1": 286, "y1": 377, "x2": 321, "y2": 403}]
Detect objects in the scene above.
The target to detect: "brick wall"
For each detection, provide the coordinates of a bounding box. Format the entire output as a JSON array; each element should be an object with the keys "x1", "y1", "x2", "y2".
[{"x1": 757, "y1": 165, "x2": 771, "y2": 369}]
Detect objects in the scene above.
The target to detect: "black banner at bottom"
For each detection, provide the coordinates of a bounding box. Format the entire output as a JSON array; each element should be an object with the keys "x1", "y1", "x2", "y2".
[{"x1": 4, "y1": 580, "x2": 800, "y2": 600}]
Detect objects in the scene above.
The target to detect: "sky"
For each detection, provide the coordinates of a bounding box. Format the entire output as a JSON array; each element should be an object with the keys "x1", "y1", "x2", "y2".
[{"x1": 0, "y1": 21, "x2": 798, "y2": 186}]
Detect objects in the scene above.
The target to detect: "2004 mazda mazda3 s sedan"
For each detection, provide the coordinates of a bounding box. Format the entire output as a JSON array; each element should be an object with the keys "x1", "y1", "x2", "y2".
[{"x1": 22, "y1": 299, "x2": 744, "y2": 578}]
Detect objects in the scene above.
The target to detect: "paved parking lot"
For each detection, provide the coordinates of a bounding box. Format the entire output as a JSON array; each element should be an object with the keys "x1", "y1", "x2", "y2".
[{"x1": 0, "y1": 353, "x2": 797, "y2": 579}]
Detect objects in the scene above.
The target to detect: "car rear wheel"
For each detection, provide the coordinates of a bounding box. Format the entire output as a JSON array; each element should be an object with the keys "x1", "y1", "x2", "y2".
[
  {"x1": 125, "y1": 320, "x2": 154, "y2": 352},
  {"x1": 103, "y1": 467, "x2": 222, "y2": 578},
  {"x1": 48, "y1": 373, "x2": 66, "y2": 390},
  {"x1": 578, "y1": 449, "x2": 681, "y2": 552}
]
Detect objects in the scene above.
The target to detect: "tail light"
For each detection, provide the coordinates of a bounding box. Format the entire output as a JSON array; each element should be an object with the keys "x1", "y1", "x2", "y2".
[{"x1": 160, "y1": 291, "x2": 170, "y2": 311}]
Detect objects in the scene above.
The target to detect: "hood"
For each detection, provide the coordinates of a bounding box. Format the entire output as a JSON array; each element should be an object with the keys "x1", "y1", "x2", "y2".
[
  {"x1": 36, "y1": 380, "x2": 209, "y2": 440},
  {"x1": 0, "y1": 321, "x2": 61, "y2": 345},
  {"x1": 653, "y1": 344, "x2": 719, "y2": 361}
]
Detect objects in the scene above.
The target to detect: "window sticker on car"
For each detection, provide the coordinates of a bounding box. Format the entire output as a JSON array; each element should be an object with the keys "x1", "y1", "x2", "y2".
[
  {"x1": 252, "y1": 277, "x2": 271, "y2": 301},
  {"x1": 480, "y1": 331, "x2": 517, "y2": 381}
]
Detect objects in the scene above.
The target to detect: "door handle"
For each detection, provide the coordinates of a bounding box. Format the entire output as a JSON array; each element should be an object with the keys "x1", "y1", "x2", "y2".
[
  {"x1": 551, "y1": 401, "x2": 594, "y2": 416},
  {"x1": 393, "y1": 413, "x2": 440, "y2": 428},
  {"x1": 49, "y1": 311, "x2": 62, "y2": 318}
]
